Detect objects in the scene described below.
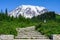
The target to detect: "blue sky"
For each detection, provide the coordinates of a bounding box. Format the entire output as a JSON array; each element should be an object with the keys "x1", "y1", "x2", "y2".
[{"x1": 0, "y1": 0, "x2": 60, "y2": 13}]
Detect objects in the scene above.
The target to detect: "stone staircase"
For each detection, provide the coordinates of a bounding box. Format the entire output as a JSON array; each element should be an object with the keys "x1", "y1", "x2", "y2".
[{"x1": 15, "y1": 26, "x2": 50, "y2": 40}]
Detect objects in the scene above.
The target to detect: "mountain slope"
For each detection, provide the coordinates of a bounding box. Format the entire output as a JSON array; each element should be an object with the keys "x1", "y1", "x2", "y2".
[{"x1": 9, "y1": 5, "x2": 48, "y2": 18}]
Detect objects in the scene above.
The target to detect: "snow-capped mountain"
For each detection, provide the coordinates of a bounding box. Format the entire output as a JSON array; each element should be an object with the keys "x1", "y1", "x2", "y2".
[{"x1": 8, "y1": 5, "x2": 48, "y2": 18}]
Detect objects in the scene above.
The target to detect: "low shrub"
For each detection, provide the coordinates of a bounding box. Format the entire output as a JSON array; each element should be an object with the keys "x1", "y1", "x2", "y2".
[{"x1": 35, "y1": 21, "x2": 60, "y2": 38}]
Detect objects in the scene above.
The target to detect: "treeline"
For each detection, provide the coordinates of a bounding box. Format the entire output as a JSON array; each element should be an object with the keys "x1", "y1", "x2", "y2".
[
  {"x1": 32, "y1": 11, "x2": 56, "y2": 22},
  {"x1": 0, "y1": 9, "x2": 33, "y2": 25},
  {"x1": 0, "y1": 9, "x2": 56, "y2": 22},
  {"x1": 0, "y1": 9, "x2": 13, "y2": 21}
]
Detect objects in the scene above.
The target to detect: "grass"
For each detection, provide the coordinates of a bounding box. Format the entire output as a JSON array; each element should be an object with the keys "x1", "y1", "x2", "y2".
[{"x1": 35, "y1": 15, "x2": 60, "y2": 38}]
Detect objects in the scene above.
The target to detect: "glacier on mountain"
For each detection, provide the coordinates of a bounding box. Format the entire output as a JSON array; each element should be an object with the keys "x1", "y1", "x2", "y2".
[{"x1": 8, "y1": 5, "x2": 48, "y2": 18}]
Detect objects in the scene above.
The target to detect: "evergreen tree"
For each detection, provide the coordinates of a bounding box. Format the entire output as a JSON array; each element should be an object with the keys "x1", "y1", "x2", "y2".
[{"x1": 5, "y1": 8, "x2": 8, "y2": 15}]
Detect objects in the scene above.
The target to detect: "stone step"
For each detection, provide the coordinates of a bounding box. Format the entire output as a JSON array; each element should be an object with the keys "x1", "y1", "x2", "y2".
[
  {"x1": 18, "y1": 33, "x2": 41, "y2": 36},
  {"x1": 15, "y1": 35, "x2": 48, "y2": 39},
  {"x1": 16, "y1": 26, "x2": 35, "y2": 31},
  {"x1": 14, "y1": 39, "x2": 50, "y2": 40}
]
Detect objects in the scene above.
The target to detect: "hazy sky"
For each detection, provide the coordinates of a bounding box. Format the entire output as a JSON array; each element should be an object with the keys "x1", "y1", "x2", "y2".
[{"x1": 0, "y1": 0, "x2": 60, "y2": 13}]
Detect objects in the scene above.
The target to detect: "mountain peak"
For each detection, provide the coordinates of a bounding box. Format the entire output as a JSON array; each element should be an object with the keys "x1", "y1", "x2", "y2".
[{"x1": 9, "y1": 5, "x2": 48, "y2": 18}]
